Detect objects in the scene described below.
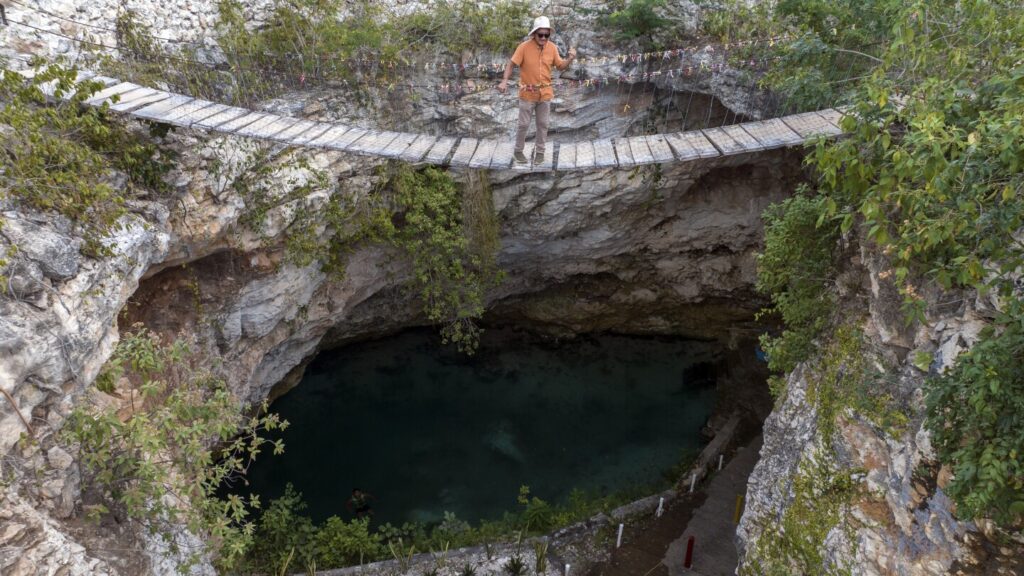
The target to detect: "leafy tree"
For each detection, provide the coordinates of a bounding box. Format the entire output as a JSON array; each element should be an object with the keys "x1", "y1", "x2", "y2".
[
  {"x1": 757, "y1": 0, "x2": 1024, "y2": 528},
  {"x1": 64, "y1": 327, "x2": 287, "y2": 569}
]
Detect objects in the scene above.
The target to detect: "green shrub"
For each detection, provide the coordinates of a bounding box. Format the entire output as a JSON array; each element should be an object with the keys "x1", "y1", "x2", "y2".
[
  {"x1": 756, "y1": 191, "x2": 838, "y2": 375},
  {"x1": 315, "y1": 516, "x2": 384, "y2": 566},
  {"x1": 397, "y1": 0, "x2": 532, "y2": 55},
  {"x1": 64, "y1": 327, "x2": 287, "y2": 569},
  {"x1": 243, "y1": 483, "x2": 317, "y2": 571},
  {"x1": 360, "y1": 165, "x2": 503, "y2": 354},
  {"x1": 926, "y1": 320, "x2": 1024, "y2": 526},
  {"x1": 0, "y1": 64, "x2": 173, "y2": 254},
  {"x1": 602, "y1": 0, "x2": 669, "y2": 47}
]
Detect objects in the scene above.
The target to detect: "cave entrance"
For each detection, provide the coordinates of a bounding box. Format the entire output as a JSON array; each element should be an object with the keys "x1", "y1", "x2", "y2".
[{"x1": 236, "y1": 328, "x2": 723, "y2": 526}]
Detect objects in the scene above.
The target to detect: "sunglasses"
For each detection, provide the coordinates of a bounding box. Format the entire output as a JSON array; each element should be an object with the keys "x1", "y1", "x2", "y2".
[{"x1": 535, "y1": 33, "x2": 550, "y2": 38}]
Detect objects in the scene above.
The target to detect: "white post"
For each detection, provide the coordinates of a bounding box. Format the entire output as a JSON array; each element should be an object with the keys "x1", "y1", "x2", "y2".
[
  {"x1": 656, "y1": 496, "x2": 665, "y2": 517},
  {"x1": 690, "y1": 473, "x2": 697, "y2": 493},
  {"x1": 718, "y1": 454, "x2": 724, "y2": 470},
  {"x1": 616, "y1": 523, "x2": 624, "y2": 548},
  {"x1": 565, "y1": 564, "x2": 571, "y2": 576}
]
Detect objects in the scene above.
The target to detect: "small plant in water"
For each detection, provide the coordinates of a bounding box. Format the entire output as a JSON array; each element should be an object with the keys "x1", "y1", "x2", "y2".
[
  {"x1": 504, "y1": 555, "x2": 528, "y2": 576},
  {"x1": 459, "y1": 562, "x2": 478, "y2": 576}
]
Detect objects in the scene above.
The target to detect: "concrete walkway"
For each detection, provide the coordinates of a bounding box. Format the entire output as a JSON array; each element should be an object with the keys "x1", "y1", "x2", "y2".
[{"x1": 663, "y1": 436, "x2": 763, "y2": 576}]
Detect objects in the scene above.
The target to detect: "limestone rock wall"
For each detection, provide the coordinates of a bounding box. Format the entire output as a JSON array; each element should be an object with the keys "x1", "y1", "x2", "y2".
[
  {"x1": 735, "y1": 245, "x2": 1022, "y2": 574},
  {"x1": 0, "y1": 93, "x2": 787, "y2": 574}
]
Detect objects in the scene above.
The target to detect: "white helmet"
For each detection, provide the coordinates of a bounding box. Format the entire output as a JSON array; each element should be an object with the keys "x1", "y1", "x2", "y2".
[{"x1": 529, "y1": 16, "x2": 553, "y2": 37}]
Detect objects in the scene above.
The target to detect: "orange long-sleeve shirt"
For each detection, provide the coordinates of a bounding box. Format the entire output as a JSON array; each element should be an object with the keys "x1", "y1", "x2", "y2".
[{"x1": 510, "y1": 39, "x2": 570, "y2": 102}]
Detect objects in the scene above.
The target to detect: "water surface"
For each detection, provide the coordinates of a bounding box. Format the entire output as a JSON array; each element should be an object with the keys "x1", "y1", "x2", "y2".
[{"x1": 240, "y1": 329, "x2": 717, "y2": 525}]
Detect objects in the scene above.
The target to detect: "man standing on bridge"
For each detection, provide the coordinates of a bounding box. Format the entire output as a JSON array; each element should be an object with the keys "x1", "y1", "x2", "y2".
[{"x1": 498, "y1": 16, "x2": 577, "y2": 164}]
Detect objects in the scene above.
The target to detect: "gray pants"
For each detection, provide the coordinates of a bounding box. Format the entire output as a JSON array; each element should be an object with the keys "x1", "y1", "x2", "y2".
[{"x1": 515, "y1": 100, "x2": 551, "y2": 154}]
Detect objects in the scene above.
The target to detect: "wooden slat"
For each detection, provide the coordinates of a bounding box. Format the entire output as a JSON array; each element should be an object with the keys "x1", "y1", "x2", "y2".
[
  {"x1": 232, "y1": 115, "x2": 281, "y2": 138},
  {"x1": 627, "y1": 136, "x2": 655, "y2": 164},
  {"x1": 270, "y1": 120, "x2": 318, "y2": 143},
  {"x1": 739, "y1": 118, "x2": 803, "y2": 148},
  {"x1": 665, "y1": 131, "x2": 719, "y2": 160},
  {"x1": 84, "y1": 82, "x2": 140, "y2": 105},
  {"x1": 159, "y1": 100, "x2": 221, "y2": 127},
  {"x1": 349, "y1": 131, "x2": 400, "y2": 155},
  {"x1": 243, "y1": 117, "x2": 297, "y2": 139},
  {"x1": 425, "y1": 137, "x2": 457, "y2": 164},
  {"x1": 192, "y1": 106, "x2": 250, "y2": 130},
  {"x1": 307, "y1": 125, "x2": 352, "y2": 148},
  {"x1": 290, "y1": 123, "x2": 335, "y2": 146},
  {"x1": 815, "y1": 108, "x2": 845, "y2": 130},
  {"x1": 613, "y1": 138, "x2": 635, "y2": 166},
  {"x1": 574, "y1": 141, "x2": 596, "y2": 170},
  {"x1": 327, "y1": 127, "x2": 369, "y2": 151},
  {"x1": 342, "y1": 130, "x2": 379, "y2": 153},
  {"x1": 780, "y1": 112, "x2": 829, "y2": 138},
  {"x1": 593, "y1": 139, "x2": 618, "y2": 168},
  {"x1": 702, "y1": 127, "x2": 747, "y2": 155},
  {"x1": 372, "y1": 131, "x2": 403, "y2": 154},
  {"x1": 468, "y1": 139, "x2": 498, "y2": 168},
  {"x1": 721, "y1": 124, "x2": 762, "y2": 152},
  {"x1": 646, "y1": 134, "x2": 676, "y2": 162},
  {"x1": 102, "y1": 87, "x2": 155, "y2": 108},
  {"x1": 133, "y1": 95, "x2": 193, "y2": 121},
  {"x1": 370, "y1": 131, "x2": 403, "y2": 155},
  {"x1": 556, "y1": 142, "x2": 577, "y2": 171},
  {"x1": 215, "y1": 112, "x2": 268, "y2": 134},
  {"x1": 489, "y1": 141, "x2": 514, "y2": 169},
  {"x1": 399, "y1": 134, "x2": 437, "y2": 162},
  {"x1": 110, "y1": 90, "x2": 171, "y2": 113},
  {"x1": 380, "y1": 133, "x2": 420, "y2": 159},
  {"x1": 450, "y1": 138, "x2": 479, "y2": 166}
]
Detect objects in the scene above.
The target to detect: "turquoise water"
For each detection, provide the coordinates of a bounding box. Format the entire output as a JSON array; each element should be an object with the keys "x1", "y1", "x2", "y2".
[{"x1": 239, "y1": 329, "x2": 717, "y2": 525}]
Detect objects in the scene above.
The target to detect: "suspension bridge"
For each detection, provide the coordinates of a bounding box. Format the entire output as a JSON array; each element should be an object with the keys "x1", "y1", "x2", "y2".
[{"x1": 16, "y1": 65, "x2": 845, "y2": 172}]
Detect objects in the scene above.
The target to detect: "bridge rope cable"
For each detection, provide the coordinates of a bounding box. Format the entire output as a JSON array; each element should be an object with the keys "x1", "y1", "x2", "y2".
[
  {"x1": 2, "y1": 33, "x2": 780, "y2": 144},
  {"x1": 1, "y1": 9, "x2": 867, "y2": 147}
]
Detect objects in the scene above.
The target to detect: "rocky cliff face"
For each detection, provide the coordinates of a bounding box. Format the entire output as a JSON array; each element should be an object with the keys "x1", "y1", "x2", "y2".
[
  {"x1": 0, "y1": 74, "x2": 790, "y2": 576},
  {"x1": 5, "y1": 2, "x2": 1008, "y2": 575},
  {"x1": 735, "y1": 245, "x2": 1024, "y2": 575}
]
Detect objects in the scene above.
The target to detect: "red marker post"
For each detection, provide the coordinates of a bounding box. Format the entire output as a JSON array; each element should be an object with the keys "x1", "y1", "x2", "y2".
[{"x1": 684, "y1": 536, "x2": 695, "y2": 568}]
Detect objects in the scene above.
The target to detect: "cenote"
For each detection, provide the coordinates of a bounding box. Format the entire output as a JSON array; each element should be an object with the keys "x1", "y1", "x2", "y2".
[{"x1": 238, "y1": 329, "x2": 720, "y2": 526}]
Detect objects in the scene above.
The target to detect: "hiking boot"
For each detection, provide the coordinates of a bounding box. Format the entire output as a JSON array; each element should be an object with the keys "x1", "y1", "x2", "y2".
[
  {"x1": 514, "y1": 150, "x2": 529, "y2": 164},
  {"x1": 533, "y1": 149, "x2": 546, "y2": 164}
]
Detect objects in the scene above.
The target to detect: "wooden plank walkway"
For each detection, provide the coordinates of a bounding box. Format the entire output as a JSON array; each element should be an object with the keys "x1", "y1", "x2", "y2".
[{"x1": 15, "y1": 68, "x2": 850, "y2": 172}]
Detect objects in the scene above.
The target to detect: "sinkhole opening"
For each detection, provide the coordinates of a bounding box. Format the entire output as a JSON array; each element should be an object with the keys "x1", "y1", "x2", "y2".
[{"x1": 236, "y1": 328, "x2": 728, "y2": 527}]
